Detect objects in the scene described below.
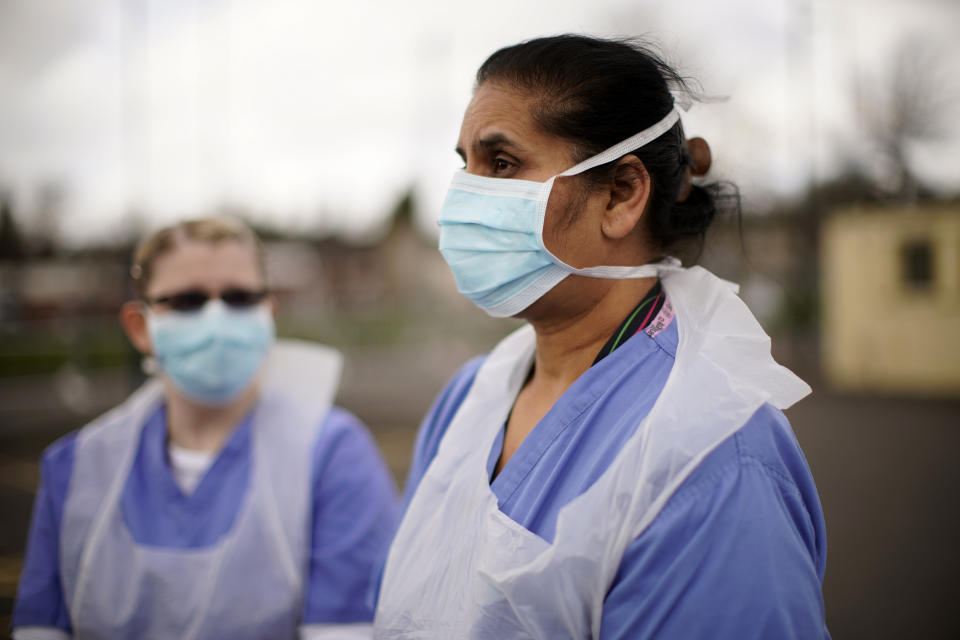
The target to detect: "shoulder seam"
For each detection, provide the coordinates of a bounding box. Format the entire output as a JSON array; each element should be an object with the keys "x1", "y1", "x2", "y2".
[
  {"x1": 656, "y1": 435, "x2": 802, "y2": 520},
  {"x1": 656, "y1": 458, "x2": 738, "y2": 516},
  {"x1": 735, "y1": 430, "x2": 802, "y2": 497}
]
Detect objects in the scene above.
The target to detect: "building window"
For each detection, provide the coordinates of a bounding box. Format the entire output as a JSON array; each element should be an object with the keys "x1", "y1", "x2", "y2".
[{"x1": 901, "y1": 240, "x2": 934, "y2": 289}]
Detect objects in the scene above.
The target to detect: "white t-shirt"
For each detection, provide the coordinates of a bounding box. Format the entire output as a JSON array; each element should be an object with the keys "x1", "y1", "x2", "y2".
[{"x1": 167, "y1": 443, "x2": 216, "y2": 495}]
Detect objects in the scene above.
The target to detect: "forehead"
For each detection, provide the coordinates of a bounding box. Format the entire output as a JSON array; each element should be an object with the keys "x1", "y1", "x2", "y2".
[
  {"x1": 462, "y1": 82, "x2": 535, "y2": 131},
  {"x1": 458, "y1": 82, "x2": 566, "y2": 155},
  {"x1": 146, "y1": 240, "x2": 263, "y2": 296}
]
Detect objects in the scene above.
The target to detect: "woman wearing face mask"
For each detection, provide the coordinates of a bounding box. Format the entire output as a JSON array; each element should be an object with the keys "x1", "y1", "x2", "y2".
[
  {"x1": 13, "y1": 217, "x2": 398, "y2": 640},
  {"x1": 375, "y1": 35, "x2": 829, "y2": 639}
]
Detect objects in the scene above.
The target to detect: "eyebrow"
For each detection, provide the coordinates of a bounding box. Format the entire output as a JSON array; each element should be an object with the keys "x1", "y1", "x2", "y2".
[{"x1": 455, "y1": 132, "x2": 522, "y2": 161}]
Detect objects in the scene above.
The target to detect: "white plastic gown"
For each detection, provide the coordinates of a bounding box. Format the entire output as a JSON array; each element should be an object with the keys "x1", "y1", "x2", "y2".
[
  {"x1": 373, "y1": 265, "x2": 811, "y2": 639},
  {"x1": 59, "y1": 340, "x2": 342, "y2": 640}
]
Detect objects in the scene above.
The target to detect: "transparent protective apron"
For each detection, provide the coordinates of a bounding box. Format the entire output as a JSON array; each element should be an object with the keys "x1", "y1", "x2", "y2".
[
  {"x1": 374, "y1": 266, "x2": 811, "y2": 639},
  {"x1": 60, "y1": 340, "x2": 342, "y2": 640}
]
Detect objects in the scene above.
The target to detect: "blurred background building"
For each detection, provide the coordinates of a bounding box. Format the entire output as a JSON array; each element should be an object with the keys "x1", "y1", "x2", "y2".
[
  {"x1": 823, "y1": 205, "x2": 960, "y2": 395},
  {"x1": 1, "y1": 1, "x2": 959, "y2": 638}
]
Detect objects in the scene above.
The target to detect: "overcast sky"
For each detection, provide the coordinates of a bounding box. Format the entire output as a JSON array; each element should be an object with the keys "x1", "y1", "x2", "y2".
[{"x1": 0, "y1": 0, "x2": 958, "y2": 245}]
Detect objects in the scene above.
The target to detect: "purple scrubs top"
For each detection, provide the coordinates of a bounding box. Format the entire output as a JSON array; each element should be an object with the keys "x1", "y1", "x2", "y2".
[
  {"x1": 402, "y1": 318, "x2": 829, "y2": 639},
  {"x1": 13, "y1": 406, "x2": 399, "y2": 635}
]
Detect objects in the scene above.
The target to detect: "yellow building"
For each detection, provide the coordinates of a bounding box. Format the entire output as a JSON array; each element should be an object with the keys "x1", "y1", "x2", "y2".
[{"x1": 821, "y1": 205, "x2": 960, "y2": 395}]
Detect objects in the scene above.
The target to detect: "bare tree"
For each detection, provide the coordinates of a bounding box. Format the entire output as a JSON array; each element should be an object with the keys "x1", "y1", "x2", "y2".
[
  {"x1": 29, "y1": 180, "x2": 67, "y2": 256},
  {"x1": 0, "y1": 192, "x2": 26, "y2": 262},
  {"x1": 856, "y1": 34, "x2": 958, "y2": 202}
]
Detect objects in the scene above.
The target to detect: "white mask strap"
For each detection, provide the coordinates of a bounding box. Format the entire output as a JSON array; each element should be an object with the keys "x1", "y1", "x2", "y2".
[{"x1": 559, "y1": 107, "x2": 681, "y2": 178}]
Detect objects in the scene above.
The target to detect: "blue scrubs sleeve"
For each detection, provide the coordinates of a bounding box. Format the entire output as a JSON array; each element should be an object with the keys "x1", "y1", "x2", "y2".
[
  {"x1": 600, "y1": 406, "x2": 829, "y2": 640},
  {"x1": 302, "y1": 408, "x2": 400, "y2": 624},
  {"x1": 12, "y1": 433, "x2": 77, "y2": 634}
]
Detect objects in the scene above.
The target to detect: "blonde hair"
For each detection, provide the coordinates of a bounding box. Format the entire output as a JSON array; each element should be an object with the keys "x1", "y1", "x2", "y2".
[{"x1": 130, "y1": 217, "x2": 265, "y2": 298}]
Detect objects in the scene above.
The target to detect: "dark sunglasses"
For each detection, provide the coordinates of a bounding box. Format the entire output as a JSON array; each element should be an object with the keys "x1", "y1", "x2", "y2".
[{"x1": 147, "y1": 288, "x2": 269, "y2": 312}]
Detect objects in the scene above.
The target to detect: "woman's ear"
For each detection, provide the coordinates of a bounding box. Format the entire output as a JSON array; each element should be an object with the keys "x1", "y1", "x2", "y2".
[
  {"x1": 601, "y1": 155, "x2": 651, "y2": 240},
  {"x1": 120, "y1": 301, "x2": 153, "y2": 355}
]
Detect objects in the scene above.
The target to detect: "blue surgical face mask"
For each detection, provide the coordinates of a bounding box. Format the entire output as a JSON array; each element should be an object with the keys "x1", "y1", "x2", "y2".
[
  {"x1": 438, "y1": 107, "x2": 683, "y2": 317},
  {"x1": 147, "y1": 299, "x2": 275, "y2": 406}
]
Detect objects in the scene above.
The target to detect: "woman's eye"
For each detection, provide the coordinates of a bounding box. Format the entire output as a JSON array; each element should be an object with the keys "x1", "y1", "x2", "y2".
[{"x1": 493, "y1": 157, "x2": 513, "y2": 174}]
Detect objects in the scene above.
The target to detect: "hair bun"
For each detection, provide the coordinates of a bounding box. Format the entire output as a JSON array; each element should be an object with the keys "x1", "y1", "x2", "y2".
[{"x1": 686, "y1": 137, "x2": 711, "y2": 176}]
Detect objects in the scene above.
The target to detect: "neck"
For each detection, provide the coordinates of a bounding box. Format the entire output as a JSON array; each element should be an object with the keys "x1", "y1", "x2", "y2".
[
  {"x1": 164, "y1": 382, "x2": 260, "y2": 452},
  {"x1": 524, "y1": 277, "x2": 657, "y2": 391}
]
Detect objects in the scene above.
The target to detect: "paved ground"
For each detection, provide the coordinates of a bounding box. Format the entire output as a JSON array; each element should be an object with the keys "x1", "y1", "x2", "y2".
[
  {"x1": 786, "y1": 387, "x2": 959, "y2": 639},
  {"x1": 1, "y1": 344, "x2": 958, "y2": 638}
]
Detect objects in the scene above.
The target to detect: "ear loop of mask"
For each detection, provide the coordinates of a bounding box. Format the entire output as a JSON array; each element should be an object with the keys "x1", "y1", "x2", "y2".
[
  {"x1": 559, "y1": 107, "x2": 682, "y2": 178},
  {"x1": 533, "y1": 106, "x2": 685, "y2": 276}
]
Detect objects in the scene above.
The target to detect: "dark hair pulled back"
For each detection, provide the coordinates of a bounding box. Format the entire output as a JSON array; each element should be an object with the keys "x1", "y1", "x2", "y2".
[{"x1": 476, "y1": 34, "x2": 739, "y2": 252}]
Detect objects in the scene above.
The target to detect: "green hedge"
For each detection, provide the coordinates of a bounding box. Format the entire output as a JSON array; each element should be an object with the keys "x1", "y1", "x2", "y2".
[{"x1": 0, "y1": 329, "x2": 132, "y2": 378}]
